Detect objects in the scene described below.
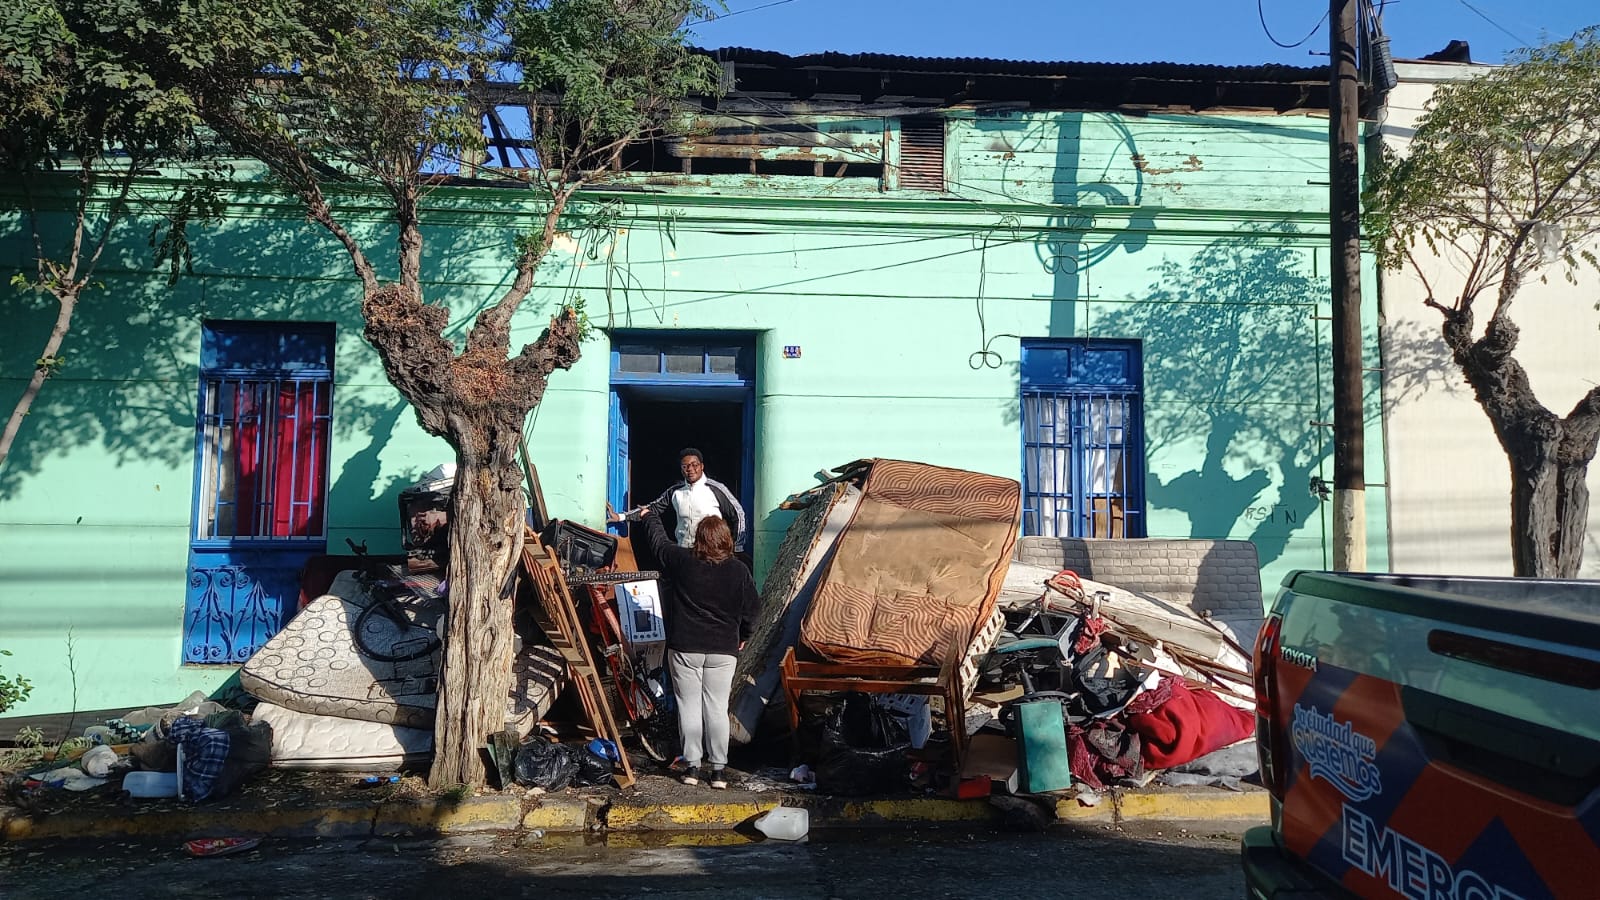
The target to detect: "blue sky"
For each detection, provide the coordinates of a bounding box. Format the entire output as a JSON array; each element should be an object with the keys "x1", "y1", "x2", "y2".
[{"x1": 687, "y1": 0, "x2": 1595, "y2": 67}]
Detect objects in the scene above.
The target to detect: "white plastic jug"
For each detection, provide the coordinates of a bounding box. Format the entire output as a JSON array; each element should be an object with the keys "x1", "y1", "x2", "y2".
[
  {"x1": 123, "y1": 771, "x2": 179, "y2": 798},
  {"x1": 754, "y1": 806, "x2": 808, "y2": 841}
]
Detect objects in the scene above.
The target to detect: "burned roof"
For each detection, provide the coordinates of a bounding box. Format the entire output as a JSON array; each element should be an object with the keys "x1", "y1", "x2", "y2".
[{"x1": 700, "y1": 47, "x2": 1332, "y2": 113}]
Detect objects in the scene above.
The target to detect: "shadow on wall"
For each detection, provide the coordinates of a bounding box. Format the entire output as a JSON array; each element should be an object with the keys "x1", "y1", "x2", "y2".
[
  {"x1": 1094, "y1": 224, "x2": 1455, "y2": 571},
  {"x1": 0, "y1": 191, "x2": 593, "y2": 510},
  {"x1": 1102, "y1": 225, "x2": 1327, "y2": 571}
]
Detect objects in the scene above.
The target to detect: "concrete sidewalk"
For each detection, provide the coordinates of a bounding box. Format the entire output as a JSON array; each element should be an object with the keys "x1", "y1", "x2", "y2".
[{"x1": 2, "y1": 778, "x2": 1266, "y2": 843}]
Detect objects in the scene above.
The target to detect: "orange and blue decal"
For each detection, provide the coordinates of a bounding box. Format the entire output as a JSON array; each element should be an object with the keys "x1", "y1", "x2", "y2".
[{"x1": 1276, "y1": 661, "x2": 1599, "y2": 899}]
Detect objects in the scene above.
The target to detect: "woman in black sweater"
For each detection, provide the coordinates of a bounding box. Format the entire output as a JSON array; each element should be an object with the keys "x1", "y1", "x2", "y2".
[{"x1": 642, "y1": 509, "x2": 758, "y2": 788}]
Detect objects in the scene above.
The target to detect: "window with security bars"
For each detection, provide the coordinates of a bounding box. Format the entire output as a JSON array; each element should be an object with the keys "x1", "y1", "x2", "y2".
[
  {"x1": 1020, "y1": 340, "x2": 1146, "y2": 539},
  {"x1": 185, "y1": 322, "x2": 334, "y2": 665},
  {"x1": 195, "y1": 376, "x2": 332, "y2": 540}
]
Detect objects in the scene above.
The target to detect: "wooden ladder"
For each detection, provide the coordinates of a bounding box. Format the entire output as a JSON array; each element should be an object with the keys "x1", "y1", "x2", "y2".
[{"x1": 519, "y1": 539, "x2": 636, "y2": 788}]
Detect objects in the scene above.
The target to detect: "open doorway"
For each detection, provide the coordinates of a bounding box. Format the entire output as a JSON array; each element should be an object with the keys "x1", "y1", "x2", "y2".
[
  {"x1": 606, "y1": 335, "x2": 756, "y2": 567},
  {"x1": 625, "y1": 398, "x2": 746, "y2": 514}
]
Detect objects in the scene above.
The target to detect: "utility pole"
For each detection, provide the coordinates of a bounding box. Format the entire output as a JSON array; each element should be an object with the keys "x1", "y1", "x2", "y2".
[{"x1": 1329, "y1": 0, "x2": 1366, "y2": 571}]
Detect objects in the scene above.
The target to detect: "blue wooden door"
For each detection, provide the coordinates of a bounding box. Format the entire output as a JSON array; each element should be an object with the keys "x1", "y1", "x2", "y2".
[
  {"x1": 184, "y1": 322, "x2": 334, "y2": 664},
  {"x1": 607, "y1": 389, "x2": 630, "y2": 534}
]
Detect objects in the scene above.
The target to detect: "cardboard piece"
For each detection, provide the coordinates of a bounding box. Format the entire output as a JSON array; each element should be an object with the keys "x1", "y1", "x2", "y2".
[{"x1": 961, "y1": 732, "x2": 1022, "y2": 795}]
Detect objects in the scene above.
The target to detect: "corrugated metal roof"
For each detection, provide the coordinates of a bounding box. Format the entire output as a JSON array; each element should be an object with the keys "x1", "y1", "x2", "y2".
[{"x1": 704, "y1": 47, "x2": 1327, "y2": 84}]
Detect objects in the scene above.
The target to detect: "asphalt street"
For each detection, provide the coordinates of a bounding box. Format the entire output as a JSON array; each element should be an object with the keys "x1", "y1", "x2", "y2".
[{"x1": 1, "y1": 820, "x2": 1253, "y2": 899}]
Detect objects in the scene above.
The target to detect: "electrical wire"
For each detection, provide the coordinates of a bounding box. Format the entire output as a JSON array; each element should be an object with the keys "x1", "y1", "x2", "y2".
[
  {"x1": 1455, "y1": 0, "x2": 1532, "y2": 47},
  {"x1": 970, "y1": 216, "x2": 1025, "y2": 369},
  {"x1": 1257, "y1": 0, "x2": 1329, "y2": 49},
  {"x1": 689, "y1": 0, "x2": 798, "y2": 26}
]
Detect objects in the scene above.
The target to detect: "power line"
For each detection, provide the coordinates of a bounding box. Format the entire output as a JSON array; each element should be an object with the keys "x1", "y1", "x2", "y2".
[
  {"x1": 1257, "y1": 0, "x2": 1329, "y2": 49},
  {"x1": 1455, "y1": 0, "x2": 1532, "y2": 47},
  {"x1": 689, "y1": 0, "x2": 798, "y2": 26}
]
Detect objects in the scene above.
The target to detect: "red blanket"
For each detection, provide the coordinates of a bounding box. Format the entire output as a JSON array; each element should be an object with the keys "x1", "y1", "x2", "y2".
[{"x1": 1124, "y1": 677, "x2": 1253, "y2": 769}]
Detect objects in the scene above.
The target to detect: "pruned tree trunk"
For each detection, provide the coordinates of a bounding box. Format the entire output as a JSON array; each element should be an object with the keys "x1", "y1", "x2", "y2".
[
  {"x1": 1444, "y1": 309, "x2": 1600, "y2": 578},
  {"x1": 1506, "y1": 433, "x2": 1591, "y2": 578},
  {"x1": 430, "y1": 416, "x2": 526, "y2": 786},
  {"x1": 360, "y1": 269, "x2": 583, "y2": 788}
]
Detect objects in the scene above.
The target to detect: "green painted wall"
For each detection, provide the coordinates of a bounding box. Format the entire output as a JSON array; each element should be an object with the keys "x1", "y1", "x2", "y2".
[{"x1": 0, "y1": 110, "x2": 1388, "y2": 718}]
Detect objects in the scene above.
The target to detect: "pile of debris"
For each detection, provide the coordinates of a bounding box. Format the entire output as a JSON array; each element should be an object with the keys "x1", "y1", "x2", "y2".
[
  {"x1": 735, "y1": 458, "x2": 1258, "y2": 801},
  {"x1": 5, "y1": 457, "x2": 1260, "y2": 809}
]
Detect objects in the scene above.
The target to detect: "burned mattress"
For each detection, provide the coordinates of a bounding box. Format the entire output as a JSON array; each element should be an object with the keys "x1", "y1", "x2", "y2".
[
  {"x1": 800, "y1": 460, "x2": 1022, "y2": 667},
  {"x1": 240, "y1": 571, "x2": 564, "y2": 733},
  {"x1": 252, "y1": 702, "x2": 432, "y2": 771}
]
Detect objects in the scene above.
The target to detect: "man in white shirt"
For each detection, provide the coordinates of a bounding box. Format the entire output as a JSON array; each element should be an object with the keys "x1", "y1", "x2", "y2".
[{"x1": 612, "y1": 447, "x2": 747, "y2": 553}]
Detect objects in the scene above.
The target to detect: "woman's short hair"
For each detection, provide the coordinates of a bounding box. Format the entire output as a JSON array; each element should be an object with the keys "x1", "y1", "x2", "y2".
[{"x1": 692, "y1": 515, "x2": 734, "y2": 563}]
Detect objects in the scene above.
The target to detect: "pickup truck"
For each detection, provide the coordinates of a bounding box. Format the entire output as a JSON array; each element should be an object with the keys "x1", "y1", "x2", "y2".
[{"x1": 1241, "y1": 572, "x2": 1600, "y2": 899}]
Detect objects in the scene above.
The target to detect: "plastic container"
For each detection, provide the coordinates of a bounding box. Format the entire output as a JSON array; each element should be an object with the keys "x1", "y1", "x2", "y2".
[
  {"x1": 123, "y1": 771, "x2": 179, "y2": 798},
  {"x1": 753, "y1": 806, "x2": 809, "y2": 841}
]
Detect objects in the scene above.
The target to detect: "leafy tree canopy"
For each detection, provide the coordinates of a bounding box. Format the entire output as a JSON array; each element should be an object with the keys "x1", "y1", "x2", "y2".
[{"x1": 1367, "y1": 27, "x2": 1600, "y2": 310}]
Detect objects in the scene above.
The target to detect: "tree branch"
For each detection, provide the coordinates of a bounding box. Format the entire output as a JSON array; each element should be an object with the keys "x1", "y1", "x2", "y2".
[
  {"x1": 81, "y1": 153, "x2": 145, "y2": 280},
  {"x1": 464, "y1": 182, "x2": 580, "y2": 354}
]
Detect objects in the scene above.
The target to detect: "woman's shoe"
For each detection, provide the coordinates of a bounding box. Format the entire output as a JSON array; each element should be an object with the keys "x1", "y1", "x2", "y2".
[
  {"x1": 681, "y1": 769, "x2": 701, "y2": 787},
  {"x1": 709, "y1": 770, "x2": 728, "y2": 790}
]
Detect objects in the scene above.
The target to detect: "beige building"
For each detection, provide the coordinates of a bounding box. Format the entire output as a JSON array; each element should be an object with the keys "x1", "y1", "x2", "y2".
[{"x1": 1377, "y1": 57, "x2": 1600, "y2": 577}]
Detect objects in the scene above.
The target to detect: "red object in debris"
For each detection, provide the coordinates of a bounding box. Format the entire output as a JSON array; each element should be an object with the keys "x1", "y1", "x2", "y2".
[
  {"x1": 954, "y1": 776, "x2": 992, "y2": 799},
  {"x1": 183, "y1": 837, "x2": 263, "y2": 858}
]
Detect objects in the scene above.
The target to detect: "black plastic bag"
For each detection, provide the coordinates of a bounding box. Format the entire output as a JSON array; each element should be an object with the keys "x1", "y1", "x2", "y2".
[
  {"x1": 574, "y1": 747, "x2": 615, "y2": 787},
  {"x1": 513, "y1": 736, "x2": 580, "y2": 790},
  {"x1": 813, "y1": 693, "x2": 910, "y2": 797},
  {"x1": 836, "y1": 691, "x2": 911, "y2": 748}
]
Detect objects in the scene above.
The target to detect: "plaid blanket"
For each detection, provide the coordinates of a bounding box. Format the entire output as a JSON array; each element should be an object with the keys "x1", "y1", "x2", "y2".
[{"x1": 166, "y1": 717, "x2": 231, "y2": 801}]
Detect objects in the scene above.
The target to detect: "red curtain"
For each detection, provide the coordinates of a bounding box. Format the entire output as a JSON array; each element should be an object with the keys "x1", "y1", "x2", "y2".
[{"x1": 226, "y1": 380, "x2": 328, "y2": 539}]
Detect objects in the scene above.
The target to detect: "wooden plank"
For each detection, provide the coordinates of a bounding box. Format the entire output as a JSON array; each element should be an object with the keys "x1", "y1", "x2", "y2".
[{"x1": 519, "y1": 541, "x2": 636, "y2": 788}]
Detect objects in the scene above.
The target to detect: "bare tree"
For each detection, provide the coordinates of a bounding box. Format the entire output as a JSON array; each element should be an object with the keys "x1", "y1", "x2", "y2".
[{"x1": 1367, "y1": 29, "x2": 1600, "y2": 577}]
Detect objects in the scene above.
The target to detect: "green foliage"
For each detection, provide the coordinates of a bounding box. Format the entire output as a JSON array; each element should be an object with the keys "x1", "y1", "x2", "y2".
[
  {"x1": 15, "y1": 725, "x2": 45, "y2": 748},
  {"x1": 1365, "y1": 28, "x2": 1600, "y2": 306},
  {"x1": 511, "y1": 0, "x2": 722, "y2": 175},
  {"x1": 0, "y1": 0, "x2": 208, "y2": 178},
  {"x1": 0, "y1": 649, "x2": 33, "y2": 715}
]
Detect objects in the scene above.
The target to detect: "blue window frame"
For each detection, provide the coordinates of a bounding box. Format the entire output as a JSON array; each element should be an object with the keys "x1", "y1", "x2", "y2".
[
  {"x1": 1021, "y1": 339, "x2": 1145, "y2": 539},
  {"x1": 609, "y1": 340, "x2": 753, "y2": 386},
  {"x1": 184, "y1": 321, "x2": 335, "y2": 664}
]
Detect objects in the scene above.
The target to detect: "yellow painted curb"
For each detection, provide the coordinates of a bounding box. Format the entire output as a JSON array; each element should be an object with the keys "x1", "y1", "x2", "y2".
[
  {"x1": 521, "y1": 799, "x2": 594, "y2": 832},
  {"x1": 374, "y1": 796, "x2": 522, "y2": 835},
  {"x1": 1115, "y1": 790, "x2": 1269, "y2": 822},
  {"x1": 1052, "y1": 797, "x2": 1114, "y2": 821},
  {"x1": 827, "y1": 798, "x2": 994, "y2": 825},
  {"x1": 2, "y1": 804, "x2": 378, "y2": 843},
  {"x1": 606, "y1": 800, "x2": 775, "y2": 831}
]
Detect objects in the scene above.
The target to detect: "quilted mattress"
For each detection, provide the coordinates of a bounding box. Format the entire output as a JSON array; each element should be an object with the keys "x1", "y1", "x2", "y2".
[
  {"x1": 241, "y1": 571, "x2": 565, "y2": 733},
  {"x1": 252, "y1": 702, "x2": 432, "y2": 771},
  {"x1": 801, "y1": 460, "x2": 1022, "y2": 667}
]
